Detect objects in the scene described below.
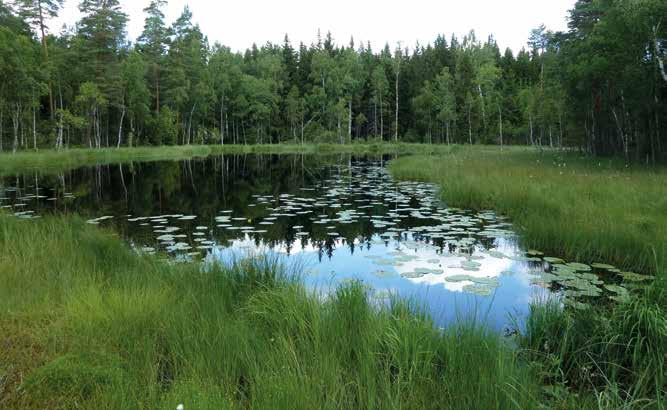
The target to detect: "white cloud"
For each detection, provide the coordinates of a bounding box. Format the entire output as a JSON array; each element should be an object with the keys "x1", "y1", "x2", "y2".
[{"x1": 52, "y1": 0, "x2": 575, "y2": 53}]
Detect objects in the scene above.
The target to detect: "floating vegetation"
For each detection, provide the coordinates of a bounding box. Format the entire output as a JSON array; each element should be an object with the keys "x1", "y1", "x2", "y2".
[
  {"x1": 462, "y1": 283, "x2": 494, "y2": 296},
  {"x1": 620, "y1": 272, "x2": 654, "y2": 282},
  {"x1": 487, "y1": 250, "x2": 507, "y2": 259},
  {"x1": 445, "y1": 274, "x2": 476, "y2": 283},
  {"x1": 373, "y1": 270, "x2": 396, "y2": 278},
  {"x1": 86, "y1": 215, "x2": 114, "y2": 224},
  {"x1": 401, "y1": 271, "x2": 425, "y2": 279},
  {"x1": 565, "y1": 262, "x2": 592, "y2": 272},
  {"x1": 591, "y1": 263, "x2": 616, "y2": 270},
  {"x1": 564, "y1": 299, "x2": 591, "y2": 310},
  {"x1": 414, "y1": 267, "x2": 444, "y2": 275}
]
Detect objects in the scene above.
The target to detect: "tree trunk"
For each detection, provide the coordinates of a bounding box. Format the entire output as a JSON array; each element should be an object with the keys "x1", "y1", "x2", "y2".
[
  {"x1": 301, "y1": 114, "x2": 304, "y2": 145},
  {"x1": 498, "y1": 103, "x2": 503, "y2": 150},
  {"x1": 529, "y1": 112, "x2": 534, "y2": 145},
  {"x1": 37, "y1": 2, "x2": 54, "y2": 120},
  {"x1": 654, "y1": 24, "x2": 667, "y2": 82},
  {"x1": 32, "y1": 89, "x2": 37, "y2": 150},
  {"x1": 117, "y1": 105, "x2": 126, "y2": 148},
  {"x1": 373, "y1": 98, "x2": 377, "y2": 137},
  {"x1": 86, "y1": 109, "x2": 93, "y2": 148},
  {"x1": 468, "y1": 104, "x2": 473, "y2": 145},
  {"x1": 348, "y1": 98, "x2": 352, "y2": 143},
  {"x1": 0, "y1": 106, "x2": 3, "y2": 152},
  {"x1": 155, "y1": 64, "x2": 160, "y2": 113},
  {"x1": 395, "y1": 71, "x2": 399, "y2": 142},
  {"x1": 611, "y1": 107, "x2": 628, "y2": 162},
  {"x1": 220, "y1": 94, "x2": 224, "y2": 145},
  {"x1": 446, "y1": 120, "x2": 450, "y2": 145},
  {"x1": 12, "y1": 103, "x2": 20, "y2": 154},
  {"x1": 379, "y1": 98, "x2": 383, "y2": 141},
  {"x1": 338, "y1": 114, "x2": 342, "y2": 144},
  {"x1": 187, "y1": 103, "x2": 196, "y2": 145},
  {"x1": 558, "y1": 114, "x2": 563, "y2": 149},
  {"x1": 478, "y1": 85, "x2": 486, "y2": 125},
  {"x1": 95, "y1": 107, "x2": 101, "y2": 148},
  {"x1": 129, "y1": 116, "x2": 134, "y2": 148},
  {"x1": 427, "y1": 114, "x2": 432, "y2": 144},
  {"x1": 56, "y1": 84, "x2": 64, "y2": 149}
]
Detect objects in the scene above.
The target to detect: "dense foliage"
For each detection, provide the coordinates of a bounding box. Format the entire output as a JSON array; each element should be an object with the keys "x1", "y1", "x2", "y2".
[{"x1": 0, "y1": 0, "x2": 665, "y2": 160}]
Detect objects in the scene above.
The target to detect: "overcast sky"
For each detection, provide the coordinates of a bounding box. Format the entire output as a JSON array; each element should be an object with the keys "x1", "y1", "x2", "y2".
[{"x1": 52, "y1": 0, "x2": 576, "y2": 54}]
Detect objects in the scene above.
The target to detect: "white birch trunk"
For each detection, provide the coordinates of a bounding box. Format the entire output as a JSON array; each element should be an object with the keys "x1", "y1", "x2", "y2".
[
  {"x1": 117, "y1": 105, "x2": 126, "y2": 148},
  {"x1": 498, "y1": 104, "x2": 503, "y2": 150},
  {"x1": 395, "y1": 71, "x2": 399, "y2": 142},
  {"x1": 12, "y1": 103, "x2": 20, "y2": 153},
  {"x1": 654, "y1": 25, "x2": 667, "y2": 82},
  {"x1": 220, "y1": 94, "x2": 224, "y2": 145},
  {"x1": 348, "y1": 99, "x2": 352, "y2": 143},
  {"x1": 32, "y1": 100, "x2": 37, "y2": 150}
]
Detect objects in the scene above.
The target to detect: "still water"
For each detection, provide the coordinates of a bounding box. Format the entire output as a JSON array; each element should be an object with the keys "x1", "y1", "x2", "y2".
[{"x1": 1, "y1": 154, "x2": 571, "y2": 330}]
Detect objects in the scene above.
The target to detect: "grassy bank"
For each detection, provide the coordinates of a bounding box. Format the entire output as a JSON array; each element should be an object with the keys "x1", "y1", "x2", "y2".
[
  {"x1": 389, "y1": 147, "x2": 666, "y2": 275},
  {"x1": 1, "y1": 215, "x2": 541, "y2": 409},
  {"x1": 0, "y1": 143, "x2": 454, "y2": 176},
  {"x1": 2, "y1": 145, "x2": 665, "y2": 408},
  {"x1": 390, "y1": 147, "x2": 667, "y2": 407}
]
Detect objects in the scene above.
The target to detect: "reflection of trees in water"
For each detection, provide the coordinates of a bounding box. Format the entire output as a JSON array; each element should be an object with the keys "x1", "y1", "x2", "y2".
[{"x1": 3, "y1": 153, "x2": 497, "y2": 258}]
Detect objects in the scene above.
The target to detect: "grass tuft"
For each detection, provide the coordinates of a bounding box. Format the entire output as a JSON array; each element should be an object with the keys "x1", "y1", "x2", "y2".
[{"x1": 0, "y1": 214, "x2": 541, "y2": 409}]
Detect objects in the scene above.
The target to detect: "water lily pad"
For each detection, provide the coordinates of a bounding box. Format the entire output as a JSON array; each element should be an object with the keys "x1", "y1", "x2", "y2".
[
  {"x1": 470, "y1": 277, "x2": 499, "y2": 287},
  {"x1": 462, "y1": 283, "x2": 494, "y2": 296},
  {"x1": 591, "y1": 263, "x2": 616, "y2": 270},
  {"x1": 373, "y1": 270, "x2": 397, "y2": 278},
  {"x1": 445, "y1": 274, "x2": 475, "y2": 283},
  {"x1": 604, "y1": 284, "x2": 629, "y2": 295},
  {"x1": 487, "y1": 250, "x2": 507, "y2": 259},
  {"x1": 401, "y1": 271, "x2": 425, "y2": 279},
  {"x1": 566, "y1": 262, "x2": 592, "y2": 272},
  {"x1": 563, "y1": 299, "x2": 590, "y2": 310},
  {"x1": 543, "y1": 257, "x2": 565, "y2": 264},
  {"x1": 620, "y1": 272, "x2": 654, "y2": 282}
]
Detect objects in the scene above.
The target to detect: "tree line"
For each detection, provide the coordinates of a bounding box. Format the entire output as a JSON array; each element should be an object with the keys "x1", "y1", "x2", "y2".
[{"x1": 0, "y1": 0, "x2": 665, "y2": 160}]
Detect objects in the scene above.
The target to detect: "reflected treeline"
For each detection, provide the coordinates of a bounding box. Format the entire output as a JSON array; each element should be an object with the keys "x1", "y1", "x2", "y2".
[{"x1": 4, "y1": 153, "x2": 447, "y2": 258}]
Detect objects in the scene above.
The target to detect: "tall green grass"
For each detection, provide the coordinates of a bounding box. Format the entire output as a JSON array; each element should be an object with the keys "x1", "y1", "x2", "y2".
[
  {"x1": 0, "y1": 215, "x2": 540, "y2": 409},
  {"x1": 390, "y1": 147, "x2": 667, "y2": 407},
  {"x1": 389, "y1": 147, "x2": 667, "y2": 275},
  {"x1": 518, "y1": 286, "x2": 666, "y2": 408}
]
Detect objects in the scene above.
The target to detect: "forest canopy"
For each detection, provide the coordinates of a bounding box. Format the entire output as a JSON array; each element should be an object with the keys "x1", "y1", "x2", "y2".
[{"x1": 0, "y1": 0, "x2": 665, "y2": 160}]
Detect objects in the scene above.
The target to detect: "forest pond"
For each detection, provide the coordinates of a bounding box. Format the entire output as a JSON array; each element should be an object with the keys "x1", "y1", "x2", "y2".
[{"x1": 1, "y1": 154, "x2": 634, "y2": 330}]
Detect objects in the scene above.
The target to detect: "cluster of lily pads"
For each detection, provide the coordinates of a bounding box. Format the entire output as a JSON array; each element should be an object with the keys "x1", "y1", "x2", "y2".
[
  {"x1": 0, "y1": 185, "x2": 75, "y2": 219},
  {"x1": 526, "y1": 252, "x2": 653, "y2": 309}
]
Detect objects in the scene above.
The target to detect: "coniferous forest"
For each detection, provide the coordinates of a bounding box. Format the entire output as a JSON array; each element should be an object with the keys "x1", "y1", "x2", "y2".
[{"x1": 0, "y1": 0, "x2": 665, "y2": 160}]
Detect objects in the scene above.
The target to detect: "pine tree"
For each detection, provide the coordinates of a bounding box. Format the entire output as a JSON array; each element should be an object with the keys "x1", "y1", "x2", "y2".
[
  {"x1": 14, "y1": 0, "x2": 63, "y2": 119},
  {"x1": 137, "y1": 0, "x2": 169, "y2": 114}
]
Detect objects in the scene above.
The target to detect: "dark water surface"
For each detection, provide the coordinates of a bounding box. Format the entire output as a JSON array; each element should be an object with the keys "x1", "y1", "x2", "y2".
[{"x1": 1, "y1": 154, "x2": 568, "y2": 330}]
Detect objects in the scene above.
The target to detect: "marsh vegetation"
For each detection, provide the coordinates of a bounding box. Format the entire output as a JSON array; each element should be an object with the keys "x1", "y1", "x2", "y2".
[
  {"x1": 1, "y1": 145, "x2": 665, "y2": 409},
  {"x1": 1, "y1": 0, "x2": 666, "y2": 408}
]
